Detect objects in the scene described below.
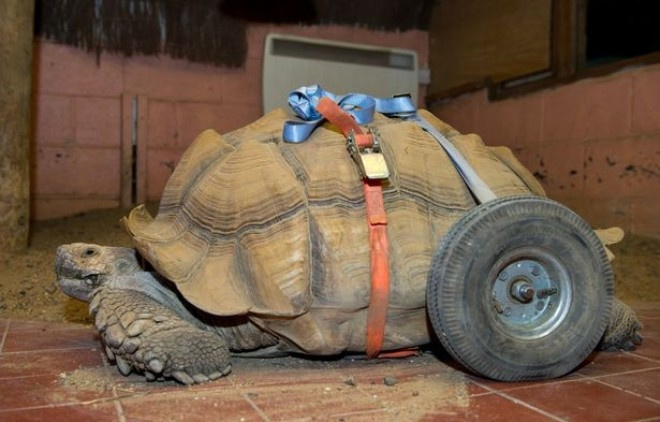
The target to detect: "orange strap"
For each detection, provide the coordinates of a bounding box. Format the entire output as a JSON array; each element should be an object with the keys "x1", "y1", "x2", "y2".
[
  {"x1": 363, "y1": 180, "x2": 390, "y2": 359},
  {"x1": 317, "y1": 97, "x2": 390, "y2": 359}
]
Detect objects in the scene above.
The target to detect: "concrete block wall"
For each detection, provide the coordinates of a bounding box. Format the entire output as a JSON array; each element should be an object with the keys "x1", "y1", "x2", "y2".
[
  {"x1": 31, "y1": 24, "x2": 428, "y2": 220},
  {"x1": 430, "y1": 64, "x2": 660, "y2": 238}
]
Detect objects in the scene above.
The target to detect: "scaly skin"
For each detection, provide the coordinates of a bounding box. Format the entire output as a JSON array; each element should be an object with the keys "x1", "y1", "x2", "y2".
[
  {"x1": 56, "y1": 242, "x2": 644, "y2": 383},
  {"x1": 599, "y1": 299, "x2": 644, "y2": 351},
  {"x1": 55, "y1": 243, "x2": 142, "y2": 301},
  {"x1": 56, "y1": 243, "x2": 234, "y2": 384},
  {"x1": 91, "y1": 285, "x2": 231, "y2": 384}
]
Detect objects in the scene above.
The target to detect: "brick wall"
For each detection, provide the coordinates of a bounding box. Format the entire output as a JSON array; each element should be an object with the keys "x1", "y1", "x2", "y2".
[
  {"x1": 31, "y1": 24, "x2": 429, "y2": 220},
  {"x1": 430, "y1": 64, "x2": 660, "y2": 238}
]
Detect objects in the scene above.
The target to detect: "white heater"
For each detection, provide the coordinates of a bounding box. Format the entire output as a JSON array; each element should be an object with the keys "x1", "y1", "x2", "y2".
[{"x1": 263, "y1": 33, "x2": 419, "y2": 113}]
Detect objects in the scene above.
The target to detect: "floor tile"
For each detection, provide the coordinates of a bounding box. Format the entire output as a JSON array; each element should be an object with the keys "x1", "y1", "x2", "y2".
[
  {"x1": 0, "y1": 347, "x2": 104, "y2": 378},
  {"x1": 420, "y1": 392, "x2": 558, "y2": 421},
  {"x1": 469, "y1": 372, "x2": 582, "y2": 394},
  {"x1": 2, "y1": 326, "x2": 98, "y2": 353},
  {"x1": 616, "y1": 302, "x2": 660, "y2": 362},
  {"x1": 230, "y1": 365, "x2": 345, "y2": 390},
  {"x1": 358, "y1": 371, "x2": 475, "y2": 419},
  {"x1": 328, "y1": 409, "x2": 400, "y2": 422},
  {"x1": 504, "y1": 378, "x2": 660, "y2": 421},
  {"x1": 243, "y1": 381, "x2": 383, "y2": 421},
  {"x1": 0, "y1": 320, "x2": 10, "y2": 353},
  {"x1": 0, "y1": 403, "x2": 118, "y2": 422},
  {"x1": 57, "y1": 363, "x2": 231, "y2": 397},
  {"x1": 120, "y1": 388, "x2": 263, "y2": 422},
  {"x1": 232, "y1": 361, "x2": 478, "y2": 421},
  {"x1": 596, "y1": 367, "x2": 660, "y2": 402},
  {"x1": 0, "y1": 373, "x2": 115, "y2": 411},
  {"x1": 0, "y1": 303, "x2": 657, "y2": 421},
  {"x1": 632, "y1": 341, "x2": 660, "y2": 362},
  {"x1": 575, "y1": 350, "x2": 660, "y2": 378},
  {"x1": 629, "y1": 302, "x2": 660, "y2": 313},
  {"x1": 631, "y1": 325, "x2": 660, "y2": 361},
  {"x1": 7, "y1": 320, "x2": 91, "y2": 333}
]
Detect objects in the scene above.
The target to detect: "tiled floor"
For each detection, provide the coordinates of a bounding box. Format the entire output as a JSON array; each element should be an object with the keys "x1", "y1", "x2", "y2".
[{"x1": 0, "y1": 303, "x2": 658, "y2": 421}]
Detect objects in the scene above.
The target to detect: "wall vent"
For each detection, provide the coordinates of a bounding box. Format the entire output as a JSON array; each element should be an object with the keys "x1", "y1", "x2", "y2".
[{"x1": 263, "y1": 33, "x2": 418, "y2": 113}]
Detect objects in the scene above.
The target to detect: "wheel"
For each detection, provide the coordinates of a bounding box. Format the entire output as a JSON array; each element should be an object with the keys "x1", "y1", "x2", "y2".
[{"x1": 426, "y1": 195, "x2": 614, "y2": 381}]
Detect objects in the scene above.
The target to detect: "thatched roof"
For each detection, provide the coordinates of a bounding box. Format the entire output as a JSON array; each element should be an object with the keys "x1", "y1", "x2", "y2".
[
  {"x1": 34, "y1": 0, "x2": 433, "y2": 67},
  {"x1": 35, "y1": 0, "x2": 247, "y2": 66}
]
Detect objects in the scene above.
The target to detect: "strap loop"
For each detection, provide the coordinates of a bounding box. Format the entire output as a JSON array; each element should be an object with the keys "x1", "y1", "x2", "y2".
[
  {"x1": 283, "y1": 84, "x2": 497, "y2": 203},
  {"x1": 283, "y1": 84, "x2": 415, "y2": 143},
  {"x1": 280, "y1": 84, "x2": 502, "y2": 357},
  {"x1": 314, "y1": 96, "x2": 391, "y2": 359}
]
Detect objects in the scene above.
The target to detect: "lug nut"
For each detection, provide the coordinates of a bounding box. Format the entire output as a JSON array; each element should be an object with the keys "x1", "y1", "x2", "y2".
[
  {"x1": 510, "y1": 280, "x2": 535, "y2": 303},
  {"x1": 531, "y1": 265, "x2": 541, "y2": 276},
  {"x1": 537, "y1": 287, "x2": 558, "y2": 299}
]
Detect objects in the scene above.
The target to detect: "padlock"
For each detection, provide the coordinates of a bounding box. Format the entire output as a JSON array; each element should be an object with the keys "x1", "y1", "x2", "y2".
[{"x1": 347, "y1": 131, "x2": 390, "y2": 180}]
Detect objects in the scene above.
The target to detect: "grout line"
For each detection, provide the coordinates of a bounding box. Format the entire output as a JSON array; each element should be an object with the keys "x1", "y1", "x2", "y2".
[
  {"x1": 101, "y1": 348, "x2": 128, "y2": 422},
  {"x1": 0, "y1": 393, "x2": 147, "y2": 415},
  {"x1": 623, "y1": 350, "x2": 660, "y2": 364},
  {"x1": 0, "y1": 346, "x2": 100, "y2": 355},
  {"x1": 0, "y1": 402, "x2": 90, "y2": 414},
  {"x1": 0, "y1": 319, "x2": 10, "y2": 353},
  {"x1": 494, "y1": 390, "x2": 567, "y2": 422},
  {"x1": 468, "y1": 374, "x2": 580, "y2": 395},
  {"x1": 586, "y1": 374, "x2": 660, "y2": 405},
  {"x1": 240, "y1": 391, "x2": 272, "y2": 422},
  {"x1": 631, "y1": 417, "x2": 660, "y2": 422},
  {"x1": 0, "y1": 373, "x2": 52, "y2": 381},
  {"x1": 577, "y1": 365, "x2": 660, "y2": 381},
  {"x1": 6, "y1": 325, "x2": 94, "y2": 334},
  {"x1": 472, "y1": 380, "x2": 567, "y2": 422},
  {"x1": 228, "y1": 375, "x2": 273, "y2": 422},
  {"x1": 112, "y1": 386, "x2": 128, "y2": 422},
  {"x1": 332, "y1": 407, "x2": 396, "y2": 420}
]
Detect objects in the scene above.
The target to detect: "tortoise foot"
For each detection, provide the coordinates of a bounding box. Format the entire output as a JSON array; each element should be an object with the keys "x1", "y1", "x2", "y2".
[
  {"x1": 599, "y1": 298, "x2": 644, "y2": 351},
  {"x1": 92, "y1": 288, "x2": 232, "y2": 384}
]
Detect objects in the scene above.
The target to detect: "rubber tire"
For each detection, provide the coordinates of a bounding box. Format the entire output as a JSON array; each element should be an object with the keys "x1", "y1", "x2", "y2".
[{"x1": 426, "y1": 195, "x2": 614, "y2": 381}]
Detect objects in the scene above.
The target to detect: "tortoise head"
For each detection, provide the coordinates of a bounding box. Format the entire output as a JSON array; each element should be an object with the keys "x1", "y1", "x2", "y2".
[{"x1": 55, "y1": 243, "x2": 143, "y2": 302}]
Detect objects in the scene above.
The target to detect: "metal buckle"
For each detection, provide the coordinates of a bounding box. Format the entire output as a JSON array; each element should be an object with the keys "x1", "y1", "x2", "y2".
[{"x1": 347, "y1": 130, "x2": 390, "y2": 180}]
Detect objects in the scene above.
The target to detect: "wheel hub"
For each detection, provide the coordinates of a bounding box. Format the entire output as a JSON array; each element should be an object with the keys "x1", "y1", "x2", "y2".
[
  {"x1": 510, "y1": 279, "x2": 535, "y2": 303},
  {"x1": 491, "y1": 255, "x2": 570, "y2": 340}
]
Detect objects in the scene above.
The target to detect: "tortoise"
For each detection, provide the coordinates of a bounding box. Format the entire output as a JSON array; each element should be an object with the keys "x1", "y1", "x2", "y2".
[{"x1": 56, "y1": 107, "x2": 642, "y2": 385}]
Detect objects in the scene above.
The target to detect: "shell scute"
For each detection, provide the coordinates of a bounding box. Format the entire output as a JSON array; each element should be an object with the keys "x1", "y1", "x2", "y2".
[
  {"x1": 125, "y1": 123, "x2": 311, "y2": 316},
  {"x1": 125, "y1": 109, "x2": 536, "y2": 327}
]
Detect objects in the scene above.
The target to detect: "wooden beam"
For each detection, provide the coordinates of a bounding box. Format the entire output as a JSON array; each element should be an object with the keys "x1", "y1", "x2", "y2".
[
  {"x1": 0, "y1": 0, "x2": 35, "y2": 251},
  {"x1": 428, "y1": 0, "x2": 552, "y2": 98},
  {"x1": 121, "y1": 93, "x2": 134, "y2": 209},
  {"x1": 120, "y1": 94, "x2": 149, "y2": 208},
  {"x1": 552, "y1": 0, "x2": 578, "y2": 77},
  {"x1": 136, "y1": 95, "x2": 149, "y2": 205}
]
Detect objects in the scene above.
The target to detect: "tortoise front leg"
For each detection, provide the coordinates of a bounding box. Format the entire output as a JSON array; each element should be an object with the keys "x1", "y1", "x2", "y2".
[
  {"x1": 91, "y1": 288, "x2": 232, "y2": 384},
  {"x1": 599, "y1": 297, "x2": 644, "y2": 351}
]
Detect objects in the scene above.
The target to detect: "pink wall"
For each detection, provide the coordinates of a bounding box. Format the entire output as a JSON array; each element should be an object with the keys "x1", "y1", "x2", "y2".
[
  {"x1": 430, "y1": 64, "x2": 660, "y2": 238},
  {"x1": 31, "y1": 24, "x2": 428, "y2": 220}
]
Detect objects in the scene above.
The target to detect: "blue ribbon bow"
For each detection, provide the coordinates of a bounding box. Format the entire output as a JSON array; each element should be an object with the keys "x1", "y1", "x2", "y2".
[
  {"x1": 280, "y1": 84, "x2": 498, "y2": 204},
  {"x1": 282, "y1": 85, "x2": 417, "y2": 143}
]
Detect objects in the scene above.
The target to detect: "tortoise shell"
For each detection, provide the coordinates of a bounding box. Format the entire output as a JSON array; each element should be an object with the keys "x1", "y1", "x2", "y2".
[{"x1": 122, "y1": 109, "x2": 542, "y2": 353}]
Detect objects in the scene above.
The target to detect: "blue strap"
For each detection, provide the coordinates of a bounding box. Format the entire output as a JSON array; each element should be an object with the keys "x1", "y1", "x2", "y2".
[
  {"x1": 280, "y1": 84, "x2": 497, "y2": 203},
  {"x1": 282, "y1": 85, "x2": 415, "y2": 143},
  {"x1": 404, "y1": 114, "x2": 498, "y2": 204}
]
